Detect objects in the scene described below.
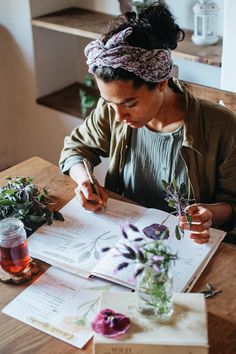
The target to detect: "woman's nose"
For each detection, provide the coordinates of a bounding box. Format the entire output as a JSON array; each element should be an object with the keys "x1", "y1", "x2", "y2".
[{"x1": 113, "y1": 105, "x2": 129, "y2": 122}]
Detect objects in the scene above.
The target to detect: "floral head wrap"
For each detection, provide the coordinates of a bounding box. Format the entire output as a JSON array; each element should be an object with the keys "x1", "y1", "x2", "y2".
[{"x1": 84, "y1": 27, "x2": 173, "y2": 83}]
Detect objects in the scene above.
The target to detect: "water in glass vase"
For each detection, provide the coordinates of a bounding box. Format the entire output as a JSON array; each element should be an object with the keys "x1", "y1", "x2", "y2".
[{"x1": 135, "y1": 264, "x2": 173, "y2": 320}]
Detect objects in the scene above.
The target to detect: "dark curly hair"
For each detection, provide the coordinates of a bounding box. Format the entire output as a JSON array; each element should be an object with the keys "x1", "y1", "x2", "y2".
[{"x1": 94, "y1": 1, "x2": 184, "y2": 90}]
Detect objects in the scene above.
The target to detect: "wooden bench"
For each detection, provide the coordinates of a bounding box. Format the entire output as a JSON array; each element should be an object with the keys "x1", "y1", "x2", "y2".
[{"x1": 183, "y1": 81, "x2": 236, "y2": 113}]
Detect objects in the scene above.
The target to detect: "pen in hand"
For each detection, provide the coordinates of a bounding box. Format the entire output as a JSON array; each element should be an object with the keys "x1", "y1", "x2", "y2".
[{"x1": 83, "y1": 158, "x2": 105, "y2": 211}]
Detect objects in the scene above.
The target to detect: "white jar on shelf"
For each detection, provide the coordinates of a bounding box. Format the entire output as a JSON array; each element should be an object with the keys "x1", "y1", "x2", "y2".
[{"x1": 192, "y1": 0, "x2": 219, "y2": 45}]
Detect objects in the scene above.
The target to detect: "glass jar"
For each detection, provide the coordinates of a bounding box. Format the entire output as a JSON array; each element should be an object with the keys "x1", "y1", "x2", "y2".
[
  {"x1": 0, "y1": 218, "x2": 30, "y2": 275},
  {"x1": 135, "y1": 263, "x2": 173, "y2": 320}
]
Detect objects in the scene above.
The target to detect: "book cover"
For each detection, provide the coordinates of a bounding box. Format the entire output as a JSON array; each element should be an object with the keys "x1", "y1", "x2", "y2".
[{"x1": 94, "y1": 292, "x2": 209, "y2": 354}]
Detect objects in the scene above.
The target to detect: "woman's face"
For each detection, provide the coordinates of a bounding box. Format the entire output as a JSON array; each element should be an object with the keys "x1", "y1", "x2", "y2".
[{"x1": 96, "y1": 78, "x2": 166, "y2": 129}]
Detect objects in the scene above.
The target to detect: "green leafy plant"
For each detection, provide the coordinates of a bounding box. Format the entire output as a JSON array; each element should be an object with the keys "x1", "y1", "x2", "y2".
[
  {"x1": 0, "y1": 176, "x2": 64, "y2": 236},
  {"x1": 79, "y1": 75, "x2": 97, "y2": 118},
  {"x1": 162, "y1": 178, "x2": 193, "y2": 240}
]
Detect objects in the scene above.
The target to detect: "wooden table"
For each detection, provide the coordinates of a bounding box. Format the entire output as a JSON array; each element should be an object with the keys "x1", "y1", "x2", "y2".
[{"x1": 0, "y1": 157, "x2": 236, "y2": 354}]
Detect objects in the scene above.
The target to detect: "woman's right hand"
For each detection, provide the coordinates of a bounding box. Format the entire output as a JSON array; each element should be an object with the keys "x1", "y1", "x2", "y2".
[
  {"x1": 69, "y1": 163, "x2": 108, "y2": 211},
  {"x1": 75, "y1": 180, "x2": 108, "y2": 211}
]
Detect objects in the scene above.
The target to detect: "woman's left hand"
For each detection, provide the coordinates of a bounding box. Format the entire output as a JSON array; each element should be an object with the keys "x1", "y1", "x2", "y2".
[{"x1": 179, "y1": 204, "x2": 213, "y2": 244}]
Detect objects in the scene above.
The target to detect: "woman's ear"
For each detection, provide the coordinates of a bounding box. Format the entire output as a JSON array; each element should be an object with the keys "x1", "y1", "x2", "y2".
[{"x1": 158, "y1": 80, "x2": 168, "y2": 92}]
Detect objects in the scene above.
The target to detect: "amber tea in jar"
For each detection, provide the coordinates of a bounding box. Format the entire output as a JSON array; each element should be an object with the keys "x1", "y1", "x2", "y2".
[{"x1": 0, "y1": 218, "x2": 30, "y2": 275}]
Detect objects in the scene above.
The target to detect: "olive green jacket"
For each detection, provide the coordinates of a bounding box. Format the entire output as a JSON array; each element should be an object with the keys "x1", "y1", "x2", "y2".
[{"x1": 59, "y1": 80, "x2": 236, "y2": 230}]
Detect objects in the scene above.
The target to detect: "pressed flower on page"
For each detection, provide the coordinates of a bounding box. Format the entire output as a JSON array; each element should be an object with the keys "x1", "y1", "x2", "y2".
[{"x1": 91, "y1": 308, "x2": 131, "y2": 337}]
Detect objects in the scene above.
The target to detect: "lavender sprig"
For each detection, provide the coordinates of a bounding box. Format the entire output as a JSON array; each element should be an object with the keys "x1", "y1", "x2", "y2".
[
  {"x1": 103, "y1": 224, "x2": 177, "y2": 278},
  {"x1": 162, "y1": 178, "x2": 193, "y2": 240}
]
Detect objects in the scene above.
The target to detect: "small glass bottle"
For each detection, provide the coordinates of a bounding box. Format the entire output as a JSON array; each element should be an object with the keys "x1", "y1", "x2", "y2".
[
  {"x1": 135, "y1": 262, "x2": 173, "y2": 320},
  {"x1": 0, "y1": 218, "x2": 30, "y2": 275}
]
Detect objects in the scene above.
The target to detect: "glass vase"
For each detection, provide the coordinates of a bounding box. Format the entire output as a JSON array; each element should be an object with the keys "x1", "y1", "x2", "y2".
[{"x1": 135, "y1": 263, "x2": 173, "y2": 320}]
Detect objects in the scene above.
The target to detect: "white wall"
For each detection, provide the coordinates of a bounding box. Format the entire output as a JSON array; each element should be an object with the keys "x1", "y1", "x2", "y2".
[
  {"x1": 0, "y1": 0, "x2": 36, "y2": 170},
  {"x1": 33, "y1": 28, "x2": 79, "y2": 97},
  {"x1": 172, "y1": 56, "x2": 221, "y2": 87},
  {"x1": 30, "y1": 0, "x2": 75, "y2": 17},
  {"x1": 166, "y1": 0, "x2": 224, "y2": 35},
  {"x1": 0, "y1": 0, "x2": 82, "y2": 173},
  {"x1": 75, "y1": 0, "x2": 120, "y2": 15},
  {"x1": 0, "y1": 25, "x2": 12, "y2": 170},
  {"x1": 221, "y1": 0, "x2": 236, "y2": 92}
]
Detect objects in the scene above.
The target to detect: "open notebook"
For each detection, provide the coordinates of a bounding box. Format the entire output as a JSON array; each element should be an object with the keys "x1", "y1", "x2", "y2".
[{"x1": 28, "y1": 197, "x2": 225, "y2": 293}]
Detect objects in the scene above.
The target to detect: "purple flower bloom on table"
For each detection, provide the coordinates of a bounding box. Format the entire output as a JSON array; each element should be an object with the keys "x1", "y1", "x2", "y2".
[
  {"x1": 91, "y1": 308, "x2": 131, "y2": 337},
  {"x1": 142, "y1": 223, "x2": 169, "y2": 240}
]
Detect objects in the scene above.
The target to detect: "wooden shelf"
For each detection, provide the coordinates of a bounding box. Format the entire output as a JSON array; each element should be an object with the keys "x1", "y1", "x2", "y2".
[
  {"x1": 32, "y1": 7, "x2": 114, "y2": 39},
  {"x1": 37, "y1": 80, "x2": 236, "y2": 118},
  {"x1": 174, "y1": 30, "x2": 222, "y2": 67},
  {"x1": 32, "y1": 7, "x2": 222, "y2": 66},
  {"x1": 37, "y1": 82, "x2": 99, "y2": 118}
]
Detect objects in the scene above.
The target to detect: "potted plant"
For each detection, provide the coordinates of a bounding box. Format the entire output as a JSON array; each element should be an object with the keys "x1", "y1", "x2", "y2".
[{"x1": 0, "y1": 176, "x2": 64, "y2": 236}]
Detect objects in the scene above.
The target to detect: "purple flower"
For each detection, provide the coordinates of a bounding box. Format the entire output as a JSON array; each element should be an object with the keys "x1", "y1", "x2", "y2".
[
  {"x1": 142, "y1": 224, "x2": 169, "y2": 240},
  {"x1": 91, "y1": 308, "x2": 131, "y2": 337}
]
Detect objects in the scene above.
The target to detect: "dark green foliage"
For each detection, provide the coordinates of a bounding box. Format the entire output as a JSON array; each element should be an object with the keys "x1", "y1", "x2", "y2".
[
  {"x1": 79, "y1": 75, "x2": 97, "y2": 117},
  {"x1": 0, "y1": 176, "x2": 64, "y2": 236}
]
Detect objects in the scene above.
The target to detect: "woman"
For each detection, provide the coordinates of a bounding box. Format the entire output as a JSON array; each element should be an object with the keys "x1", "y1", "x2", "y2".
[{"x1": 60, "y1": 2, "x2": 236, "y2": 244}]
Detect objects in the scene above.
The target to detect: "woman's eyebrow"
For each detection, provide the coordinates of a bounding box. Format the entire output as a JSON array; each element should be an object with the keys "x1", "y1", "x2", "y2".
[{"x1": 101, "y1": 96, "x2": 138, "y2": 105}]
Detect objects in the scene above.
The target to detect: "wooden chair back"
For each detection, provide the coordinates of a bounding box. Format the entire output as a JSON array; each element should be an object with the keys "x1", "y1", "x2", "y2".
[{"x1": 183, "y1": 81, "x2": 236, "y2": 113}]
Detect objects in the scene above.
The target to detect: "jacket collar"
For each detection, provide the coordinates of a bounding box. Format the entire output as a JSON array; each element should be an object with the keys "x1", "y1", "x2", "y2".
[{"x1": 171, "y1": 78, "x2": 207, "y2": 155}]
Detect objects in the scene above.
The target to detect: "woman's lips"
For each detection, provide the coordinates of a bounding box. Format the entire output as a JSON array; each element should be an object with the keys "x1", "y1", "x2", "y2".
[{"x1": 124, "y1": 119, "x2": 136, "y2": 125}]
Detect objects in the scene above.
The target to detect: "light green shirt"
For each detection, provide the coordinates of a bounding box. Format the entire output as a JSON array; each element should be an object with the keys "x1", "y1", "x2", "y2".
[{"x1": 123, "y1": 125, "x2": 188, "y2": 210}]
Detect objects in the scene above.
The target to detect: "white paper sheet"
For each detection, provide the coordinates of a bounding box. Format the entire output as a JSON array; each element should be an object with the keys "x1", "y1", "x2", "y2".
[
  {"x1": 28, "y1": 198, "x2": 146, "y2": 277},
  {"x1": 2, "y1": 267, "x2": 129, "y2": 349}
]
